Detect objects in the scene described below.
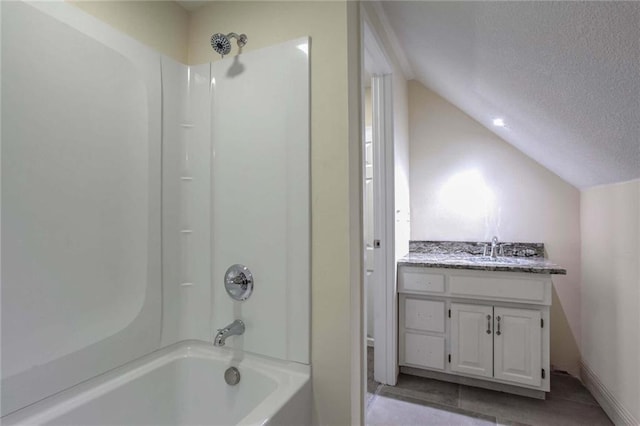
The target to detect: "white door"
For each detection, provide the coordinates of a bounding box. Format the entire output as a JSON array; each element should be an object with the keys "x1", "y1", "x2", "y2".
[
  {"x1": 364, "y1": 125, "x2": 375, "y2": 341},
  {"x1": 363, "y1": 14, "x2": 396, "y2": 387},
  {"x1": 370, "y1": 74, "x2": 394, "y2": 385},
  {"x1": 450, "y1": 303, "x2": 494, "y2": 378},
  {"x1": 494, "y1": 307, "x2": 542, "y2": 387}
]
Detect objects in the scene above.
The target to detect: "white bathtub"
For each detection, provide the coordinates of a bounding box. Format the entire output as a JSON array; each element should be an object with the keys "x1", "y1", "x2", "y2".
[{"x1": 2, "y1": 341, "x2": 311, "y2": 426}]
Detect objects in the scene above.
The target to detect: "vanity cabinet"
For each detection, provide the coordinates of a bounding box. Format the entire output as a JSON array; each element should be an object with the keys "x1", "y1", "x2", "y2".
[
  {"x1": 402, "y1": 297, "x2": 447, "y2": 370},
  {"x1": 399, "y1": 266, "x2": 551, "y2": 397},
  {"x1": 450, "y1": 303, "x2": 542, "y2": 387},
  {"x1": 449, "y1": 303, "x2": 493, "y2": 379},
  {"x1": 493, "y1": 306, "x2": 542, "y2": 387}
]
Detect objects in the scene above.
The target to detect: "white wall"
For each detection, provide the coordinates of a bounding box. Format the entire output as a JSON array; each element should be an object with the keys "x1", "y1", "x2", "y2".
[
  {"x1": 69, "y1": 0, "x2": 189, "y2": 64},
  {"x1": 408, "y1": 81, "x2": 582, "y2": 374},
  {"x1": 581, "y1": 179, "x2": 639, "y2": 424}
]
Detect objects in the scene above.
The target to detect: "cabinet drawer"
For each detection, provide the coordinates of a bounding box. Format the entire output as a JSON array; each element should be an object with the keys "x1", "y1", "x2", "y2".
[
  {"x1": 404, "y1": 333, "x2": 445, "y2": 370},
  {"x1": 399, "y1": 267, "x2": 445, "y2": 293},
  {"x1": 449, "y1": 275, "x2": 547, "y2": 303},
  {"x1": 405, "y1": 298, "x2": 445, "y2": 333}
]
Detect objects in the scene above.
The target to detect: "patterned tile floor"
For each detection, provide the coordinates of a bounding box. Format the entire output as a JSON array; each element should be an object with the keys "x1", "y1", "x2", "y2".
[{"x1": 366, "y1": 348, "x2": 612, "y2": 426}]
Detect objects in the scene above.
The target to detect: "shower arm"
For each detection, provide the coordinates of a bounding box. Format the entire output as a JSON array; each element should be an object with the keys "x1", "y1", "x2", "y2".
[
  {"x1": 210, "y1": 31, "x2": 248, "y2": 58},
  {"x1": 227, "y1": 33, "x2": 248, "y2": 48}
]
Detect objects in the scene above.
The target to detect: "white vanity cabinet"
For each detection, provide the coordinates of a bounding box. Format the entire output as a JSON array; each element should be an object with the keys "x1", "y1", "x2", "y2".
[
  {"x1": 449, "y1": 303, "x2": 494, "y2": 379},
  {"x1": 450, "y1": 303, "x2": 542, "y2": 387},
  {"x1": 402, "y1": 297, "x2": 447, "y2": 370},
  {"x1": 399, "y1": 266, "x2": 552, "y2": 398},
  {"x1": 492, "y1": 306, "x2": 542, "y2": 387}
]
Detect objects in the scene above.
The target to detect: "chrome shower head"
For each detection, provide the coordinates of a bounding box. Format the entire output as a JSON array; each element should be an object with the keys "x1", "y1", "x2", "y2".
[
  {"x1": 211, "y1": 32, "x2": 248, "y2": 58},
  {"x1": 211, "y1": 33, "x2": 232, "y2": 57}
]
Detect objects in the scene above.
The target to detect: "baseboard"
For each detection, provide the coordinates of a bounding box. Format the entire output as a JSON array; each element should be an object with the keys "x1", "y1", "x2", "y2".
[{"x1": 580, "y1": 360, "x2": 638, "y2": 426}]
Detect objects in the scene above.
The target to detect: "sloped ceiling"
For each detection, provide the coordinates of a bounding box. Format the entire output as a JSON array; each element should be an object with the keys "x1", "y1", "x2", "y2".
[{"x1": 381, "y1": 1, "x2": 640, "y2": 188}]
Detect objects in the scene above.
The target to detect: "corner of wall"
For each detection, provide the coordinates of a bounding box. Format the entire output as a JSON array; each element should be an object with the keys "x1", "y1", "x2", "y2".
[
  {"x1": 579, "y1": 179, "x2": 640, "y2": 424},
  {"x1": 580, "y1": 360, "x2": 639, "y2": 426}
]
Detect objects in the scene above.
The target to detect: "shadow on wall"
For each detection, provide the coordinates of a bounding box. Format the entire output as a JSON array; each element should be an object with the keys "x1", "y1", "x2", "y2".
[
  {"x1": 550, "y1": 286, "x2": 581, "y2": 376},
  {"x1": 226, "y1": 55, "x2": 245, "y2": 78}
]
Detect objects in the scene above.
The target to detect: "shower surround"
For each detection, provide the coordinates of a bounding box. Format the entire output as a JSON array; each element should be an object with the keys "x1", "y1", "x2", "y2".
[{"x1": 1, "y1": 1, "x2": 310, "y2": 423}]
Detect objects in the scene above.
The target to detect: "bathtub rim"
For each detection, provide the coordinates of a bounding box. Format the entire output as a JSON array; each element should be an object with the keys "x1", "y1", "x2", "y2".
[{"x1": 1, "y1": 340, "x2": 311, "y2": 426}]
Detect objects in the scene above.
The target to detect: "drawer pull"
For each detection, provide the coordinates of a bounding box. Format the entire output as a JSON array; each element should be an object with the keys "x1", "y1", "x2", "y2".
[
  {"x1": 486, "y1": 315, "x2": 491, "y2": 334},
  {"x1": 496, "y1": 316, "x2": 502, "y2": 335}
]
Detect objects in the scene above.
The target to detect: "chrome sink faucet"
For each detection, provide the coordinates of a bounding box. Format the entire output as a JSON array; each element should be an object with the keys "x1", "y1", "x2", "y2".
[
  {"x1": 214, "y1": 320, "x2": 245, "y2": 347},
  {"x1": 489, "y1": 236, "x2": 504, "y2": 259}
]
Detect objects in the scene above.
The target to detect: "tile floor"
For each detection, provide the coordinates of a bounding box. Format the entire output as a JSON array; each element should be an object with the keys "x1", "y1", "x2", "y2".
[{"x1": 366, "y1": 347, "x2": 612, "y2": 426}]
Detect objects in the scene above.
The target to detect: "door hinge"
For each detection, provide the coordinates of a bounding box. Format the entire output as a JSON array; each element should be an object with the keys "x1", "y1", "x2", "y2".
[
  {"x1": 448, "y1": 354, "x2": 451, "y2": 363},
  {"x1": 448, "y1": 309, "x2": 451, "y2": 318},
  {"x1": 542, "y1": 368, "x2": 545, "y2": 379},
  {"x1": 541, "y1": 318, "x2": 544, "y2": 328}
]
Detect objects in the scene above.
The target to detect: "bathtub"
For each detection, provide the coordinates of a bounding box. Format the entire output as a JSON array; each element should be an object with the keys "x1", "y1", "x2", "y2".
[{"x1": 2, "y1": 341, "x2": 311, "y2": 426}]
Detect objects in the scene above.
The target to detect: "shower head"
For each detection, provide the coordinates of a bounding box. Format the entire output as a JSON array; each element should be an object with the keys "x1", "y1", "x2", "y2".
[
  {"x1": 211, "y1": 33, "x2": 232, "y2": 57},
  {"x1": 211, "y1": 32, "x2": 248, "y2": 58}
]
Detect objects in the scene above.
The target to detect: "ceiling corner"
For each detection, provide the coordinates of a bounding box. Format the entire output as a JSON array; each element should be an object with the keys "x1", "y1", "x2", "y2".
[{"x1": 370, "y1": 1, "x2": 415, "y2": 80}]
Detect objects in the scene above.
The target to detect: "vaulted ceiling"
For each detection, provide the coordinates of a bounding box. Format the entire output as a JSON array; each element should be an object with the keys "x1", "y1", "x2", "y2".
[{"x1": 381, "y1": 1, "x2": 640, "y2": 188}]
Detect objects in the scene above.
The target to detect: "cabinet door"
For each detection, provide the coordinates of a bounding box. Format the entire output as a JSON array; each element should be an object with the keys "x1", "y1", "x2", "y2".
[
  {"x1": 404, "y1": 333, "x2": 446, "y2": 370},
  {"x1": 494, "y1": 307, "x2": 542, "y2": 387},
  {"x1": 450, "y1": 303, "x2": 493, "y2": 378},
  {"x1": 404, "y1": 298, "x2": 445, "y2": 333}
]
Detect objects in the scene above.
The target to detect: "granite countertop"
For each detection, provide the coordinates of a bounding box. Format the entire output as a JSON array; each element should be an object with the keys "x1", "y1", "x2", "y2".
[
  {"x1": 398, "y1": 241, "x2": 567, "y2": 275},
  {"x1": 398, "y1": 253, "x2": 566, "y2": 274}
]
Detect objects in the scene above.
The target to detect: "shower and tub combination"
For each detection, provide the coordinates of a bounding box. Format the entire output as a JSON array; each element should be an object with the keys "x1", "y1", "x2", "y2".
[{"x1": 1, "y1": 1, "x2": 310, "y2": 425}]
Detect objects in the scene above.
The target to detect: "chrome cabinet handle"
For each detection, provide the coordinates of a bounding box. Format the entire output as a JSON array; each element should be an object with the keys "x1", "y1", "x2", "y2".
[
  {"x1": 486, "y1": 315, "x2": 491, "y2": 334},
  {"x1": 496, "y1": 316, "x2": 502, "y2": 335}
]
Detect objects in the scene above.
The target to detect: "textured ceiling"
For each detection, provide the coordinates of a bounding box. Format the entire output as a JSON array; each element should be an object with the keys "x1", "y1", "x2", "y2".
[{"x1": 381, "y1": 1, "x2": 640, "y2": 188}]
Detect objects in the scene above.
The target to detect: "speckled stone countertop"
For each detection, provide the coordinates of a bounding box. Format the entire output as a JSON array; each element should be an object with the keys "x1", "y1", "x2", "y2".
[{"x1": 398, "y1": 241, "x2": 567, "y2": 275}]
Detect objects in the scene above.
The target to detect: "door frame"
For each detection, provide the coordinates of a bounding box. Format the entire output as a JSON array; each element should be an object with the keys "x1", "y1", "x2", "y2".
[{"x1": 362, "y1": 7, "x2": 397, "y2": 387}]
